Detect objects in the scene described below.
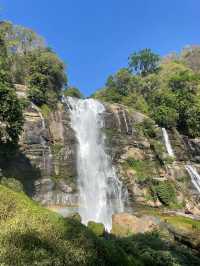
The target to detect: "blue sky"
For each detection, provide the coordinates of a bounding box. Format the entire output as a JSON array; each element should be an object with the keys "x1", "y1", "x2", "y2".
[{"x1": 1, "y1": 0, "x2": 200, "y2": 96}]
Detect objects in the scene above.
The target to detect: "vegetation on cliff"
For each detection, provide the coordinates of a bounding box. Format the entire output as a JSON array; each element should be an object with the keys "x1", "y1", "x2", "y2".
[
  {"x1": 94, "y1": 47, "x2": 200, "y2": 138},
  {"x1": 0, "y1": 21, "x2": 67, "y2": 108},
  {"x1": 0, "y1": 28, "x2": 23, "y2": 144},
  {"x1": 0, "y1": 20, "x2": 69, "y2": 144}
]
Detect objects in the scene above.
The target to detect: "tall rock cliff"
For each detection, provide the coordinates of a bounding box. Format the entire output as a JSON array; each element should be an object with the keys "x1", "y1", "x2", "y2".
[{"x1": 1, "y1": 84, "x2": 200, "y2": 216}]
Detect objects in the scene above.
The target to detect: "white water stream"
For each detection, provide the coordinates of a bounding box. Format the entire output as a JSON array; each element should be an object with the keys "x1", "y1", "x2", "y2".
[
  {"x1": 185, "y1": 165, "x2": 200, "y2": 193},
  {"x1": 65, "y1": 97, "x2": 125, "y2": 231},
  {"x1": 161, "y1": 128, "x2": 200, "y2": 194},
  {"x1": 162, "y1": 128, "x2": 174, "y2": 157}
]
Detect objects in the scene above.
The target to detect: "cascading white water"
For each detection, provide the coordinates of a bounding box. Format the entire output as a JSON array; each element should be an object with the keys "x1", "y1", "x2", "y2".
[
  {"x1": 185, "y1": 165, "x2": 200, "y2": 193},
  {"x1": 65, "y1": 97, "x2": 125, "y2": 231},
  {"x1": 122, "y1": 110, "x2": 129, "y2": 134},
  {"x1": 162, "y1": 128, "x2": 174, "y2": 157}
]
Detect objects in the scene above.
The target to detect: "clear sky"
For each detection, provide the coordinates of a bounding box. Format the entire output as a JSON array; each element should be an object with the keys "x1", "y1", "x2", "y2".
[{"x1": 1, "y1": 0, "x2": 200, "y2": 96}]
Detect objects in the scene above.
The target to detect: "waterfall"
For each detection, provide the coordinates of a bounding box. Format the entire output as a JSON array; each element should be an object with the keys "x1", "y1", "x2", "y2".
[
  {"x1": 115, "y1": 109, "x2": 122, "y2": 133},
  {"x1": 122, "y1": 110, "x2": 129, "y2": 134},
  {"x1": 64, "y1": 97, "x2": 125, "y2": 231},
  {"x1": 31, "y1": 102, "x2": 45, "y2": 129},
  {"x1": 185, "y1": 165, "x2": 200, "y2": 193},
  {"x1": 162, "y1": 128, "x2": 174, "y2": 157}
]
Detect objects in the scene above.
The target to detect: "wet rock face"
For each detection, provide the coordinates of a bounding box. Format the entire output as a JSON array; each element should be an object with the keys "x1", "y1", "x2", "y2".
[
  {"x1": 103, "y1": 104, "x2": 158, "y2": 199},
  {"x1": 102, "y1": 103, "x2": 200, "y2": 212},
  {"x1": 185, "y1": 138, "x2": 200, "y2": 162},
  {"x1": 7, "y1": 90, "x2": 200, "y2": 211},
  {"x1": 17, "y1": 102, "x2": 78, "y2": 206}
]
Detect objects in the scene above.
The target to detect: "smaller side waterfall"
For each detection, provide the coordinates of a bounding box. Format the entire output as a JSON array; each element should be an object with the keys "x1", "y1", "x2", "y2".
[
  {"x1": 122, "y1": 110, "x2": 129, "y2": 134},
  {"x1": 115, "y1": 109, "x2": 122, "y2": 133},
  {"x1": 185, "y1": 165, "x2": 200, "y2": 193},
  {"x1": 162, "y1": 128, "x2": 174, "y2": 157},
  {"x1": 31, "y1": 102, "x2": 45, "y2": 129}
]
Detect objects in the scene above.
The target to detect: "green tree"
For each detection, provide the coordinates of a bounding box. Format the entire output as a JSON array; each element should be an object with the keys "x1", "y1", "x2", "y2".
[
  {"x1": 26, "y1": 49, "x2": 67, "y2": 106},
  {"x1": 0, "y1": 21, "x2": 45, "y2": 84},
  {"x1": 129, "y1": 48, "x2": 160, "y2": 76},
  {"x1": 106, "y1": 68, "x2": 134, "y2": 96},
  {"x1": 0, "y1": 21, "x2": 44, "y2": 55},
  {"x1": 63, "y1": 86, "x2": 83, "y2": 98},
  {"x1": 0, "y1": 32, "x2": 23, "y2": 144}
]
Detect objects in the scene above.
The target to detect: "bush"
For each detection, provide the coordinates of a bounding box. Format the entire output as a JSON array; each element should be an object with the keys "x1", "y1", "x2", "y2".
[
  {"x1": 140, "y1": 118, "x2": 157, "y2": 138},
  {"x1": 126, "y1": 158, "x2": 158, "y2": 182},
  {"x1": 40, "y1": 104, "x2": 52, "y2": 118},
  {"x1": 63, "y1": 87, "x2": 83, "y2": 98},
  {"x1": 87, "y1": 221, "x2": 105, "y2": 237},
  {"x1": 26, "y1": 49, "x2": 67, "y2": 106},
  {"x1": 0, "y1": 32, "x2": 24, "y2": 144},
  {"x1": 150, "y1": 181, "x2": 176, "y2": 206},
  {"x1": 0, "y1": 177, "x2": 23, "y2": 192}
]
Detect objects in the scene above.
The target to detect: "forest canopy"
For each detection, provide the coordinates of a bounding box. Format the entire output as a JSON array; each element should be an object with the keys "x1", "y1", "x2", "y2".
[{"x1": 94, "y1": 48, "x2": 200, "y2": 138}]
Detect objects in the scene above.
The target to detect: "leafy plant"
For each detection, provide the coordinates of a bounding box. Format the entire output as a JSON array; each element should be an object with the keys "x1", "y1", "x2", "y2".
[
  {"x1": 63, "y1": 86, "x2": 83, "y2": 98},
  {"x1": 126, "y1": 158, "x2": 158, "y2": 182},
  {"x1": 128, "y1": 48, "x2": 160, "y2": 76},
  {"x1": 150, "y1": 181, "x2": 176, "y2": 206},
  {"x1": 0, "y1": 31, "x2": 24, "y2": 144}
]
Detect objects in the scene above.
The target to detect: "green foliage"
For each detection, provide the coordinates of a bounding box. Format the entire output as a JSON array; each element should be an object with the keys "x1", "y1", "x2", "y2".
[
  {"x1": 150, "y1": 181, "x2": 176, "y2": 206},
  {"x1": 128, "y1": 48, "x2": 160, "y2": 76},
  {"x1": 136, "y1": 118, "x2": 157, "y2": 138},
  {"x1": 126, "y1": 158, "x2": 158, "y2": 182},
  {"x1": 93, "y1": 70, "x2": 149, "y2": 114},
  {"x1": 122, "y1": 91, "x2": 149, "y2": 114},
  {"x1": 0, "y1": 177, "x2": 23, "y2": 192},
  {"x1": 64, "y1": 86, "x2": 83, "y2": 98},
  {"x1": 151, "y1": 139, "x2": 170, "y2": 164},
  {"x1": 0, "y1": 21, "x2": 67, "y2": 108},
  {"x1": 0, "y1": 21, "x2": 45, "y2": 55},
  {"x1": 0, "y1": 32, "x2": 24, "y2": 144},
  {"x1": 95, "y1": 48, "x2": 200, "y2": 138},
  {"x1": 26, "y1": 49, "x2": 67, "y2": 106},
  {"x1": 152, "y1": 105, "x2": 179, "y2": 129},
  {"x1": 51, "y1": 143, "x2": 64, "y2": 155},
  {"x1": 0, "y1": 185, "x2": 199, "y2": 265},
  {"x1": 93, "y1": 86, "x2": 123, "y2": 103},
  {"x1": 0, "y1": 185, "x2": 129, "y2": 266},
  {"x1": 116, "y1": 231, "x2": 200, "y2": 266},
  {"x1": 0, "y1": 21, "x2": 45, "y2": 84},
  {"x1": 40, "y1": 104, "x2": 52, "y2": 118},
  {"x1": 87, "y1": 221, "x2": 105, "y2": 237},
  {"x1": 106, "y1": 68, "x2": 136, "y2": 96}
]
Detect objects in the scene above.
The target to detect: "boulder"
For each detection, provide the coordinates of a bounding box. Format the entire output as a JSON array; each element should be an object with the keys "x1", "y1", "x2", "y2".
[{"x1": 112, "y1": 213, "x2": 159, "y2": 236}]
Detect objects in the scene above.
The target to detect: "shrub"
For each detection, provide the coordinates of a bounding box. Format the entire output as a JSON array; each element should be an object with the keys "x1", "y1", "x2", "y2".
[
  {"x1": 0, "y1": 32, "x2": 24, "y2": 144},
  {"x1": 87, "y1": 221, "x2": 105, "y2": 237},
  {"x1": 126, "y1": 158, "x2": 158, "y2": 182},
  {"x1": 137, "y1": 118, "x2": 157, "y2": 138},
  {"x1": 26, "y1": 49, "x2": 67, "y2": 106},
  {"x1": 0, "y1": 177, "x2": 23, "y2": 192},
  {"x1": 40, "y1": 104, "x2": 52, "y2": 118},
  {"x1": 63, "y1": 87, "x2": 83, "y2": 98},
  {"x1": 150, "y1": 181, "x2": 176, "y2": 206}
]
